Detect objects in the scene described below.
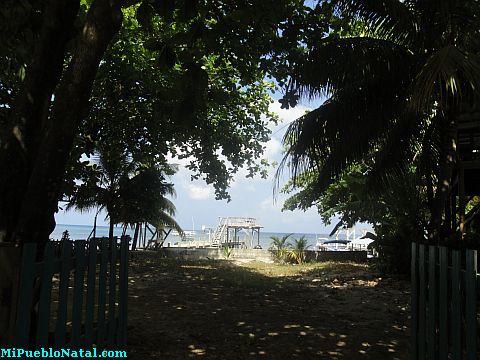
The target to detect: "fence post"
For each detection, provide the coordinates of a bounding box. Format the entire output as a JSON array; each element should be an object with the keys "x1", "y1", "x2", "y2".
[
  {"x1": 418, "y1": 244, "x2": 426, "y2": 359},
  {"x1": 438, "y1": 246, "x2": 448, "y2": 360},
  {"x1": 451, "y1": 249, "x2": 462, "y2": 360},
  {"x1": 465, "y1": 249, "x2": 477, "y2": 360},
  {"x1": 97, "y1": 238, "x2": 108, "y2": 348},
  {"x1": 118, "y1": 236, "x2": 129, "y2": 346},
  {"x1": 411, "y1": 242, "x2": 418, "y2": 360},
  {"x1": 36, "y1": 242, "x2": 55, "y2": 347},
  {"x1": 71, "y1": 241, "x2": 87, "y2": 347},
  {"x1": 14, "y1": 243, "x2": 37, "y2": 347},
  {"x1": 85, "y1": 238, "x2": 98, "y2": 347},
  {"x1": 54, "y1": 240, "x2": 73, "y2": 346},
  {"x1": 427, "y1": 245, "x2": 437, "y2": 359},
  {"x1": 107, "y1": 237, "x2": 117, "y2": 347}
]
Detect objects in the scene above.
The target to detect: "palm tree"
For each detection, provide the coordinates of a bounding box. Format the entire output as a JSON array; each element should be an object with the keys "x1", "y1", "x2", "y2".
[
  {"x1": 115, "y1": 166, "x2": 183, "y2": 249},
  {"x1": 269, "y1": 233, "x2": 293, "y2": 263},
  {"x1": 67, "y1": 146, "x2": 182, "y2": 243},
  {"x1": 288, "y1": 236, "x2": 309, "y2": 264},
  {"x1": 278, "y1": 0, "x2": 480, "y2": 240},
  {"x1": 67, "y1": 144, "x2": 134, "y2": 239}
]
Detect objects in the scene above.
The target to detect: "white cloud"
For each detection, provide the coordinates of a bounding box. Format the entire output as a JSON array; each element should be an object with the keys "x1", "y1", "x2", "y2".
[
  {"x1": 264, "y1": 138, "x2": 283, "y2": 160},
  {"x1": 184, "y1": 183, "x2": 212, "y2": 200},
  {"x1": 268, "y1": 101, "x2": 312, "y2": 132}
]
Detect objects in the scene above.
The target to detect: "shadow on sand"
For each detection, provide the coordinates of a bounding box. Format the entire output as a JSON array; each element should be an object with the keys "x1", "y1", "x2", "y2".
[{"x1": 127, "y1": 256, "x2": 409, "y2": 360}]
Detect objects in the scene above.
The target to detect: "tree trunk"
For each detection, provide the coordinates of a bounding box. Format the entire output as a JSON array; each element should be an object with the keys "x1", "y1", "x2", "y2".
[
  {"x1": 11, "y1": 0, "x2": 124, "y2": 246},
  {"x1": 0, "y1": 0, "x2": 81, "y2": 243},
  {"x1": 109, "y1": 220, "x2": 115, "y2": 241}
]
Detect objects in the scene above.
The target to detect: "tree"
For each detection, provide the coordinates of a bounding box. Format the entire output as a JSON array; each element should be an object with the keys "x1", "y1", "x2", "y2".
[
  {"x1": 78, "y1": 8, "x2": 280, "y2": 201},
  {"x1": 67, "y1": 144, "x2": 181, "y2": 242},
  {"x1": 278, "y1": 0, "x2": 480, "y2": 242},
  {"x1": 283, "y1": 164, "x2": 428, "y2": 273},
  {"x1": 115, "y1": 165, "x2": 184, "y2": 249},
  {"x1": 269, "y1": 233, "x2": 292, "y2": 263},
  {"x1": 1, "y1": 0, "x2": 127, "y2": 246},
  {"x1": 288, "y1": 236, "x2": 309, "y2": 264},
  {"x1": 1, "y1": 0, "x2": 323, "y2": 246}
]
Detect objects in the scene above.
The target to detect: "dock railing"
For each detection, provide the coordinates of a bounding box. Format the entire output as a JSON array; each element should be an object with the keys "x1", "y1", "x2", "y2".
[{"x1": 224, "y1": 217, "x2": 260, "y2": 227}]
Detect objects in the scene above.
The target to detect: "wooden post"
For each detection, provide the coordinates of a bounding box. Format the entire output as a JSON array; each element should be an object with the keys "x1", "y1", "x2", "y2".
[
  {"x1": 85, "y1": 238, "x2": 98, "y2": 347},
  {"x1": 465, "y1": 249, "x2": 477, "y2": 360},
  {"x1": 143, "y1": 223, "x2": 147, "y2": 248},
  {"x1": 71, "y1": 241, "x2": 87, "y2": 347},
  {"x1": 0, "y1": 244, "x2": 22, "y2": 344},
  {"x1": 14, "y1": 243, "x2": 37, "y2": 347},
  {"x1": 107, "y1": 238, "x2": 117, "y2": 347},
  {"x1": 411, "y1": 243, "x2": 418, "y2": 360},
  {"x1": 97, "y1": 238, "x2": 108, "y2": 348},
  {"x1": 418, "y1": 244, "x2": 426, "y2": 360},
  {"x1": 36, "y1": 242, "x2": 55, "y2": 347},
  {"x1": 427, "y1": 246, "x2": 437, "y2": 359},
  {"x1": 118, "y1": 236, "x2": 129, "y2": 346},
  {"x1": 438, "y1": 247, "x2": 448, "y2": 360},
  {"x1": 451, "y1": 250, "x2": 462, "y2": 360},
  {"x1": 54, "y1": 240, "x2": 72, "y2": 347}
]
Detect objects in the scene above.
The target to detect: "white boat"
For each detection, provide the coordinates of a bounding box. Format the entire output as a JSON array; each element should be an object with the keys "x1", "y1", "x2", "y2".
[
  {"x1": 170, "y1": 230, "x2": 196, "y2": 238},
  {"x1": 315, "y1": 237, "x2": 329, "y2": 251},
  {"x1": 347, "y1": 237, "x2": 374, "y2": 251},
  {"x1": 323, "y1": 239, "x2": 351, "y2": 251}
]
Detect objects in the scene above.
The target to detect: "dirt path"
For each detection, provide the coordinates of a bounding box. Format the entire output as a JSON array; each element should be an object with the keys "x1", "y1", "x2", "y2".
[{"x1": 127, "y1": 257, "x2": 410, "y2": 359}]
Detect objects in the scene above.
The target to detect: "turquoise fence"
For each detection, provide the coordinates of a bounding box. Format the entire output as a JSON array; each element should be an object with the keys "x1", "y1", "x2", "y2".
[
  {"x1": 411, "y1": 243, "x2": 479, "y2": 360},
  {"x1": 12, "y1": 236, "x2": 129, "y2": 349}
]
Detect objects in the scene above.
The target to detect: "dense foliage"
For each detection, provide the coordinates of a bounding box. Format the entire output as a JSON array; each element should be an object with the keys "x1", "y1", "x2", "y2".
[
  {"x1": 278, "y1": 0, "x2": 480, "y2": 271},
  {"x1": 0, "y1": 0, "x2": 333, "y2": 244}
]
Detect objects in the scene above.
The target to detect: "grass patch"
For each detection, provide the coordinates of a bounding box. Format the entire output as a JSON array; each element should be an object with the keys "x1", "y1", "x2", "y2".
[
  {"x1": 240, "y1": 260, "x2": 369, "y2": 278},
  {"x1": 130, "y1": 257, "x2": 376, "y2": 292}
]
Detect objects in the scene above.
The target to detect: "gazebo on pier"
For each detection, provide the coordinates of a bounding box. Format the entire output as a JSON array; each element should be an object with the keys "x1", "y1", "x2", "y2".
[{"x1": 212, "y1": 217, "x2": 263, "y2": 249}]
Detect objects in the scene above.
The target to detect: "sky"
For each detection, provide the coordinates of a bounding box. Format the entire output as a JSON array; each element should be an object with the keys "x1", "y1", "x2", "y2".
[{"x1": 55, "y1": 97, "x2": 343, "y2": 234}]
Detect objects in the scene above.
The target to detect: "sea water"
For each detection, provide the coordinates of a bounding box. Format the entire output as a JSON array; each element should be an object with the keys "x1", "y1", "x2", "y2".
[{"x1": 51, "y1": 224, "x2": 334, "y2": 249}]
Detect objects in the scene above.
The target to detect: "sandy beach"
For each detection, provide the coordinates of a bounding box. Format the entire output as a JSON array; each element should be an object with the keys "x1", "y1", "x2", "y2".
[{"x1": 127, "y1": 256, "x2": 410, "y2": 359}]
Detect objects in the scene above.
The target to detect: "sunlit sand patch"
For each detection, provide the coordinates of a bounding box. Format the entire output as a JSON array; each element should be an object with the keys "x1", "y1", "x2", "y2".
[
  {"x1": 284, "y1": 324, "x2": 301, "y2": 329},
  {"x1": 188, "y1": 345, "x2": 206, "y2": 356}
]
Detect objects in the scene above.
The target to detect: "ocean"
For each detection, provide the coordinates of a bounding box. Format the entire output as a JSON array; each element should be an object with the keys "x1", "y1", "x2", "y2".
[{"x1": 51, "y1": 224, "x2": 335, "y2": 249}]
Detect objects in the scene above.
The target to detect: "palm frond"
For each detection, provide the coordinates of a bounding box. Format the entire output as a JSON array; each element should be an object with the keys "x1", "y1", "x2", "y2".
[
  {"x1": 333, "y1": 0, "x2": 417, "y2": 44},
  {"x1": 113, "y1": 165, "x2": 181, "y2": 229},
  {"x1": 269, "y1": 233, "x2": 293, "y2": 250},
  {"x1": 411, "y1": 45, "x2": 480, "y2": 112},
  {"x1": 151, "y1": 211, "x2": 183, "y2": 235},
  {"x1": 66, "y1": 185, "x2": 107, "y2": 213},
  {"x1": 278, "y1": 81, "x2": 408, "y2": 194},
  {"x1": 288, "y1": 36, "x2": 413, "y2": 100},
  {"x1": 365, "y1": 110, "x2": 423, "y2": 193}
]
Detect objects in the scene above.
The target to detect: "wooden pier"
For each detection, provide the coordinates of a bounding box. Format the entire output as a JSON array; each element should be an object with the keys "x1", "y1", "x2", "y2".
[{"x1": 212, "y1": 217, "x2": 263, "y2": 249}]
